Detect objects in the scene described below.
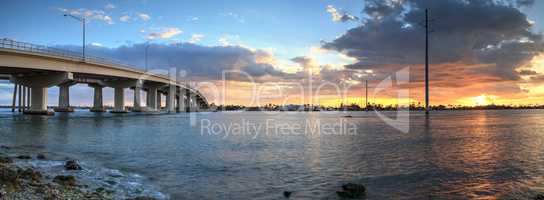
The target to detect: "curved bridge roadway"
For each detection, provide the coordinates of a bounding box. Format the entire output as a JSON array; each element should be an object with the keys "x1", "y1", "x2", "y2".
[{"x1": 0, "y1": 39, "x2": 208, "y2": 115}]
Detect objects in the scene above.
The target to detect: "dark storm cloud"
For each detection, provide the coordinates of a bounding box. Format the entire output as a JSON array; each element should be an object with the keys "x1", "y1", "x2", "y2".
[
  {"x1": 363, "y1": 0, "x2": 405, "y2": 21},
  {"x1": 57, "y1": 43, "x2": 287, "y2": 81},
  {"x1": 323, "y1": 0, "x2": 544, "y2": 81},
  {"x1": 518, "y1": 69, "x2": 538, "y2": 76}
]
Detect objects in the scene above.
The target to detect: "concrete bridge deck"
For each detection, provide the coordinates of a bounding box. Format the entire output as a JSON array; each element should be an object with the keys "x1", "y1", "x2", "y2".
[{"x1": 0, "y1": 38, "x2": 208, "y2": 114}]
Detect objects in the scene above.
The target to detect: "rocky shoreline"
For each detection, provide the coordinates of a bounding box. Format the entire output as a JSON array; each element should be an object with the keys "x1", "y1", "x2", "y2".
[{"x1": 0, "y1": 145, "x2": 161, "y2": 200}]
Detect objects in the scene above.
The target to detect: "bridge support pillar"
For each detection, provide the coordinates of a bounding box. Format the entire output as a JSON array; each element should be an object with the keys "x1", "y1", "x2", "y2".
[
  {"x1": 184, "y1": 90, "x2": 191, "y2": 112},
  {"x1": 187, "y1": 94, "x2": 194, "y2": 112},
  {"x1": 175, "y1": 94, "x2": 179, "y2": 112},
  {"x1": 112, "y1": 87, "x2": 127, "y2": 113},
  {"x1": 55, "y1": 82, "x2": 76, "y2": 112},
  {"x1": 102, "y1": 80, "x2": 138, "y2": 113},
  {"x1": 25, "y1": 87, "x2": 31, "y2": 111},
  {"x1": 132, "y1": 87, "x2": 143, "y2": 112},
  {"x1": 157, "y1": 92, "x2": 162, "y2": 110},
  {"x1": 27, "y1": 87, "x2": 50, "y2": 114},
  {"x1": 89, "y1": 84, "x2": 105, "y2": 112},
  {"x1": 177, "y1": 89, "x2": 187, "y2": 112},
  {"x1": 10, "y1": 72, "x2": 73, "y2": 115},
  {"x1": 21, "y1": 85, "x2": 26, "y2": 111},
  {"x1": 165, "y1": 85, "x2": 176, "y2": 113},
  {"x1": 146, "y1": 87, "x2": 158, "y2": 111},
  {"x1": 191, "y1": 96, "x2": 199, "y2": 112}
]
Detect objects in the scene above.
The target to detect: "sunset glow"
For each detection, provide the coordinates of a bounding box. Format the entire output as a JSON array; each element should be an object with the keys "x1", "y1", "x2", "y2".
[
  {"x1": 1, "y1": 0, "x2": 544, "y2": 107},
  {"x1": 4, "y1": 1, "x2": 544, "y2": 200}
]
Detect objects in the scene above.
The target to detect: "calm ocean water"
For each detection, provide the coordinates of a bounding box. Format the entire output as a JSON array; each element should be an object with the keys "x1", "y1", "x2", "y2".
[{"x1": 1, "y1": 109, "x2": 544, "y2": 199}]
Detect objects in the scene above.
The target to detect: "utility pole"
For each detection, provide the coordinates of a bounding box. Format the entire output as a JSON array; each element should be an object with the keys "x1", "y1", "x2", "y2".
[
  {"x1": 424, "y1": 9, "x2": 430, "y2": 115},
  {"x1": 365, "y1": 79, "x2": 368, "y2": 111}
]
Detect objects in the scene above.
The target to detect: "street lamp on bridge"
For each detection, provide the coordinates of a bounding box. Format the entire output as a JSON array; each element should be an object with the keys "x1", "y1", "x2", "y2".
[{"x1": 63, "y1": 14, "x2": 86, "y2": 61}]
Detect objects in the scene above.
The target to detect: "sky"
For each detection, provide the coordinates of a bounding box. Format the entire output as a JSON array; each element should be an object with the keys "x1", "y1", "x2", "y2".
[{"x1": 1, "y1": 0, "x2": 544, "y2": 107}]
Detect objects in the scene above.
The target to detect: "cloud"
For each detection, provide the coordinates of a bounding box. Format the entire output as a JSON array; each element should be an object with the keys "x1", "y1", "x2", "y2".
[
  {"x1": 119, "y1": 13, "x2": 150, "y2": 23},
  {"x1": 98, "y1": 15, "x2": 114, "y2": 25},
  {"x1": 146, "y1": 28, "x2": 182, "y2": 40},
  {"x1": 105, "y1": 3, "x2": 115, "y2": 10},
  {"x1": 58, "y1": 8, "x2": 114, "y2": 25},
  {"x1": 322, "y1": 0, "x2": 544, "y2": 83},
  {"x1": 119, "y1": 15, "x2": 130, "y2": 22},
  {"x1": 138, "y1": 13, "x2": 151, "y2": 21},
  {"x1": 363, "y1": 0, "x2": 404, "y2": 21},
  {"x1": 221, "y1": 12, "x2": 245, "y2": 23},
  {"x1": 217, "y1": 34, "x2": 241, "y2": 46},
  {"x1": 188, "y1": 34, "x2": 205, "y2": 43},
  {"x1": 218, "y1": 37, "x2": 230, "y2": 46},
  {"x1": 518, "y1": 69, "x2": 538, "y2": 76},
  {"x1": 326, "y1": 5, "x2": 359, "y2": 22},
  {"x1": 188, "y1": 16, "x2": 199, "y2": 21},
  {"x1": 288, "y1": 55, "x2": 373, "y2": 86},
  {"x1": 55, "y1": 42, "x2": 288, "y2": 82}
]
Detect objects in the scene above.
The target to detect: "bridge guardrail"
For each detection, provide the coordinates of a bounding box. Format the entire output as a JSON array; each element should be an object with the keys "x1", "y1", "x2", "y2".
[{"x1": 0, "y1": 38, "x2": 143, "y2": 71}]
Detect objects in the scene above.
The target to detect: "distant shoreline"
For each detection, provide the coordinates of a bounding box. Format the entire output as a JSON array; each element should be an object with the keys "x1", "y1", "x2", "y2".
[{"x1": 2, "y1": 105, "x2": 544, "y2": 112}]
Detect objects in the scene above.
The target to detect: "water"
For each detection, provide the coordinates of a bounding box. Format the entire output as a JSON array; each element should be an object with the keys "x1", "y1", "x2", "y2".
[{"x1": 1, "y1": 109, "x2": 544, "y2": 199}]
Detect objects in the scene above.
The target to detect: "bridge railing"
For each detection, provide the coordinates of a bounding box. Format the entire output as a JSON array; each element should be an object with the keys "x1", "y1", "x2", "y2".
[{"x1": 0, "y1": 38, "x2": 143, "y2": 72}]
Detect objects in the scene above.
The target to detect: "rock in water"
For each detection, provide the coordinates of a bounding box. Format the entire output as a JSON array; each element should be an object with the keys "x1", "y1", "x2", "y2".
[
  {"x1": 283, "y1": 191, "x2": 292, "y2": 198},
  {"x1": 342, "y1": 183, "x2": 366, "y2": 193},
  {"x1": 0, "y1": 166, "x2": 20, "y2": 192},
  {"x1": 336, "y1": 183, "x2": 366, "y2": 199},
  {"x1": 37, "y1": 154, "x2": 46, "y2": 160},
  {"x1": 16, "y1": 155, "x2": 32, "y2": 159},
  {"x1": 53, "y1": 175, "x2": 76, "y2": 186},
  {"x1": 64, "y1": 160, "x2": 82, "y2": 170},
  {"x1": 337, "y1": 190, "x2": 356, "y2": 199},
  {"x1": 17, "y1": 168, "x2": 42, "y2": 183}
]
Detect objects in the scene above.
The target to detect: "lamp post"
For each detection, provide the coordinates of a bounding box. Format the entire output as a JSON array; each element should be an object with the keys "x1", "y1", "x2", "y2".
[{"x1": 63, "y1": 14, "x2": 86, "y2": 61}]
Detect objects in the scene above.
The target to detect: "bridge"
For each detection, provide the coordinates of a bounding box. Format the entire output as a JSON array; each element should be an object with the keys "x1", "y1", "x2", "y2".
[{"x1": 0, "y1": 39, "x2": 208, "y2": 115}]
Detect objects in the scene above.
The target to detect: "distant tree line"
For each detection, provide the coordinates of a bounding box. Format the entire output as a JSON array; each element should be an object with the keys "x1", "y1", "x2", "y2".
[{"x1": 206, "y1": 103, "x2": 544, "y2": 112}]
